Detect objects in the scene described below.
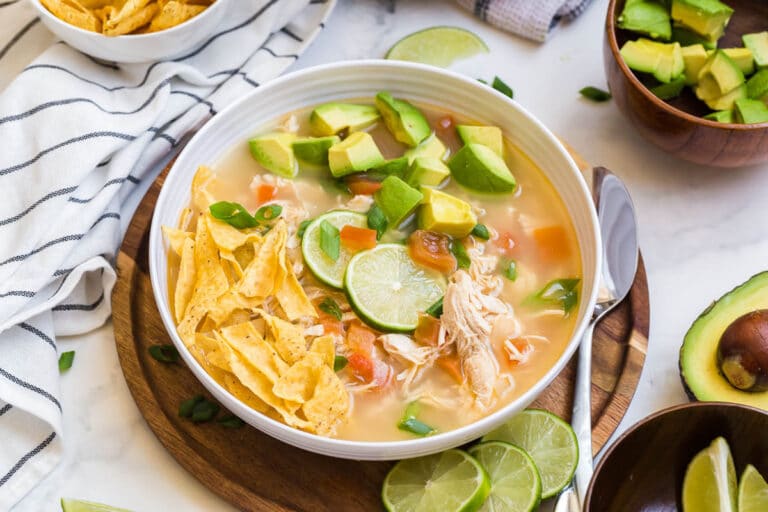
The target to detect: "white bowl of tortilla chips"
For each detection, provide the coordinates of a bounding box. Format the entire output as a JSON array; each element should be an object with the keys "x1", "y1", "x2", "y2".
[
  {"x1": 31, "y1": 0, "x2": 227, "y2": 63},
  {"x1": 148, "y1": 61, "x2": 602, "y2": 460}
]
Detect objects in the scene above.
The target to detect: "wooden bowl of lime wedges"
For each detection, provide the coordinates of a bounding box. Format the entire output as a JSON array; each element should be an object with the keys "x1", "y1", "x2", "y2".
[{"x1": 605, "y1": 0, "x2": 768, "y2": 167}]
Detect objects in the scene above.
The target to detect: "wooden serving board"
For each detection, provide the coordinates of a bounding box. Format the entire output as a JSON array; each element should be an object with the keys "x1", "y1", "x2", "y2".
[{"x1": 112, "y1": 152, "x2": 650, "y2": 512}]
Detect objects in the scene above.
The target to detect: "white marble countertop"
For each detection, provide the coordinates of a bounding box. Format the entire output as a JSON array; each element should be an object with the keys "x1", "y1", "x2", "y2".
[{"x1": 12, "y1": 0, "x2": 768, "y2": 510}]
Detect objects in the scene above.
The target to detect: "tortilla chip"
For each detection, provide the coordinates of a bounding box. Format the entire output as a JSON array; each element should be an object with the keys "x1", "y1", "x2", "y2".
[
  {"x1": 219, "y1": 321, "x2": 289, "y2": 384},
  {"x1": 221, "y1": 373, "x2": 272, "y2": 415},
  {"x1": 260, "y1": 311, "x2": 307, "y2": 365},
  {"x1": 191, "y1": 166, "x2": 216, "y2": 212},
  {"x1": 41, "y1": 0, "x2": 101, "y2": 32},
  {"x1": 206, "y1": 215, "x2": 262, "y2": 252},
  {"x1": 301, "y1": 365, "x2": 350, "y2": 436},
  {"x1": 273, "y1": 353, "x2": 324, "y2": 404},
  {"x1": 309, "y1": 335, "x2": 335, "y2": 369},
  {"x1": 276, "y1": 267, "x2": 316, "y2": 321},
  {"x1": 174, "y1": 237, "x2": 196, "y2": 323},
  {"x1": 178, "y1": 207, "x2": 194, "y2": 231},
  {"x1": 206, "y1": 290, "x2": 262, "y2": 326},
  {"x1": 103, "y1": 1, "x2": 157, "y2": 36},
  {"x1": 162, "y1": 225, "x2": 193, "y2": 256},
  {"x1": 148, "y1": 0, "x2": 206, "y2": 32},
  {"x1": 238, "y1": 224, "x2": 286, "y2": 298}
]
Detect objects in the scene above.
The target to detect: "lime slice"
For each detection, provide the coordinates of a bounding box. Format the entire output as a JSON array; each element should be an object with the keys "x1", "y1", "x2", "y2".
[
  {"x1": 385, "y1": 26, "x2": 489, "y2": 67},
  {"x1": 682, "y1": 437, "x2": 737, "y2": 512},
  {"x1": 481, "y1": 409, "x2": 578, "y2": 499},
  {"x1": 344, "y1": 244, "x2": 446, "y2": 331},
  {"x1": 301, "y1": 210, "x2": 367, "y2": 289},
  {"x1": 739, "y1": 464, "x2": 768, "y2": 512},
  {"x1": 382, "y1": 449, "x2": 490, "y2": 512},
  {"x1": 468, "y1": 441, "x2": 541, "y2": 512},
  {"x1": 61, "y1": 498, "x2": 132, "y2": 512}
]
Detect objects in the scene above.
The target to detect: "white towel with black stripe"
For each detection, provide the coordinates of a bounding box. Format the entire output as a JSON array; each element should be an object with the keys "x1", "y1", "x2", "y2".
[
  {"x1": 0, "y1": 0, "x2": 328, "y2": 508},
  {"x1": 456, "y1": 0, "x2": 594, "y2": 42}
]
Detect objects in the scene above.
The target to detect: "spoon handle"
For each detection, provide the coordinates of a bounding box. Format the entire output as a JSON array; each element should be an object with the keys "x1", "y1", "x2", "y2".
[{"x1": 572, "y1": 321, "x2": 596, "y2": 506}]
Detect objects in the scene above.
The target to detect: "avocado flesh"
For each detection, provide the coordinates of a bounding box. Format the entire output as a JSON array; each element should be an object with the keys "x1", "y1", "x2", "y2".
[
  {"x1": 449, "y1": 143, "x2": 516, "y2": 193},
  {"x1": 673, "y1": 26, "x2": 717, "y2": 50},
  {"x1": 680, "y1": 272, "x2": 768, "y2": 409},
  {"x1": 405, "y1": 157, "x2": 450, "y2": 187},
  {"x1": 456, "y1": 125, "x2": 504, "y2": 157},
  {"x1": 248, "y1": 132, "x2": 297, "y2": 178},
  {"x1": 703, "y1": 109, "x2": 734, "y2": 123},
  {"x1": 707, "y1": 84, "x2": 747, "y2": 111},
  {"x1": 747, "y1": 70, "x2": 768, "y2": 101},
  {"x1": 695, "y1": 51, "x2": 745, "y2": 106},
  {"x1": 743, "y1": 32, "x2": 768, "y2": 70},
  {"x1": 626, "y1": 39, "x2": 684, "y2": 83},
  {"x1": 309, "y1": 103, "x2": 380, "y2": 136},
  {"x1": 375, "y1": 92, "x2": 431, "y2": 147},
  {"x1": 671, "y1": 0, "x2": 734, "y2": 42},
  {"x1": 418, "y1": 187, "x2": 477, "y2": 238},
  {"x1": 682, "y1": 44, "x2": 709, "y2": 84},
  {"x1": 617, "y1": 0, "x2": 672, "y2": 40},
  {"x1": 734, "y1": 98, "x2": 768, "y2": 124},
  {"x1": 374, "y1": 176, "x2": 423, "y2": 227},
  {"x1": 621, "y1": 39, "x2": 663, "y2": 74},
  {"x1": 651, "y1": 75, "x2": 687, "y2": 99},
  {"x1": 707, "y1": 48, "x2": 755, "y2": 76},
  {"x1": 327, "y1": 132, "x2": 385, "y2": 178},
  {"x1": 292, "y1": 136, "x2": 340, "y2": 166},
  {"x1": 404, "y1": 133, "x2": 448, "y2": 164}
]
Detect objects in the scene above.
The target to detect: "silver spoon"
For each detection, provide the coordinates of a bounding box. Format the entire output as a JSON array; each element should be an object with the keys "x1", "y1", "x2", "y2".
[{"x1": 554, "y1": 167, "x2": 639, "y2": 512}]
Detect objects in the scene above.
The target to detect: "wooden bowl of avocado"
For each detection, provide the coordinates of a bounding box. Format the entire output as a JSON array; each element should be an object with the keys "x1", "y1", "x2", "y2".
[{"x1": 605, "y1": 0, "x2": 768, "y2": 167}]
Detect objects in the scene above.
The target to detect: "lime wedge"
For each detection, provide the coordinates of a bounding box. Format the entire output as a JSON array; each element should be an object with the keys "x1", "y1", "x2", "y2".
[
  {"x1": 739, "y1": 464, "x2": 768, "y2": 512},
  {"x1": 481, "y1": 409, "x2": 578, "y2": 499},
  {"x1": 344, "y1": 244, "x2": 446, "y2": 331},
  {"x1": 301, "y1": 210, "x2": 367, "y2": 289},
  {"x1": 61, "y1": 498, "x2": 132, "y2": 512},
  {"x1": 468, "y1": 441, "x2": 541, "y2": 512},
  {"x1": 682, "y1": 437, "x2": 737, "y2": 512},
  {"x1": 385, "y1": 27, "x2": 489, "y2": 67},
  {"x1": 382, "y1": 449, "x2": 490, "y2": 512}
]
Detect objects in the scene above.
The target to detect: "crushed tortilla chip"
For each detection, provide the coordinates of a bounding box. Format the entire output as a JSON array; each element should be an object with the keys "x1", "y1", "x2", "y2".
[
  {"x1": 309, "y1": 335, "x2": 335, "y2": 369},
  {"x1": 192, "y1": 165, "x2": 216, "y2": 212},
  {"x1": 174, "y1": 237, "x2": 195, "y2": 323},
  {"x1": 148, "y1": 0, "x2": 206, "y2": 32},
  {"x1": 238, "y1": 224, "x2": 285, "y2": 298},
  {"x1": 162, "y1": 225, "x2": 193, "y2": 256},
  {"x1": 103, "y1": 1, "x2": 158, "y2": 35},
  {"x1": 219, "y1": 321, "x2": 288, "y2": 384},
  {"x1": 41, "y1": 0, "x2": 101, "y2": 32},
  {"x1": 301, "y1": 365, "x2": 350, "y2": 436},
  {"x1": 206, "y1": 215, "x2": 261, "y2": 252},
  {"x1": 261, "y1": 310, "x2": 307, "y2": 365},
  {"x1": 273, "y1": 352, "x2": 324, "y2": 404}
]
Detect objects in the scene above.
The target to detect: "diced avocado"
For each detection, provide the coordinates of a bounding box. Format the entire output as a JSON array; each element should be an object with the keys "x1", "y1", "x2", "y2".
[
  {"x1": 418, "y1": 188, "x2": 477, "y2": 239},
  {"x1": 648, "y1": 40, "x2": 685, "y2": 83},
  {"x1": 371, "y1": 157, "x2": 410, "y2": 179},
  {"x1": 682, "y1": 44, "x2": 709, "y2": 85},
  {"x1": 651, "y1": 75, "x2": 686, "y2": 99},
  {"x1": 734, "y1": 98, "x2": 768, "y2": 124},
  {"x1": 747, "y1": 70, "x2": 768, "y2": 101},
  {"x1": 743, "y1": 32, "x2": 768, "y2": 70},
  {"x1": 679, "y1": 272, "x2": 768, "y2": 409},
  {"x1": 695, "y1": 50, "x2": 745, "y2": 101},
  {"x1": 703, "y1": 109, "x2": 734, "y2": 123},
  {"x1": 671, "y1": 0, "x2": 733, "y2": 42},
  {"x1": 620, "y1": 39, "x2": 662, "y2": 74},
  {"x1": 405, "y1": 157, "x2": 450, "y2": 187},
  {"x1": 248, "y1": 132, "x2": 297, "y2": 178},
  {"x1": 309, "y1": 103, "x2": 380, "y2": 136},
  {"x1": 292, "y1": 136, "x2": 340, "y2": 166},
  {"x1": 375, "y1": 92, "x2": 431, "y2": 147},
  {"x1": 617, "y1": 0, "x2": 671, "y2": 40},
  {"x1": 327, "y1": 132, "x2": 385, "y2": 178},
  {"x1": 672, "y1": 26, "x2": 717, "y2": 50},
  {"x1": 456, "y1": 125, "x2": 504, "y2": 156},
  {"x1": 374, "y1": 176, "x2": 423, "y2": 227},
  {"x1": 449, "y1": 143, "x2": 516, "y2": 194},
  {"x1": 404, "y1": 133, "x2": 448, "y2": 164},
  {"x1": 706, "y1": 83, "x2": 747, "y2": 111},
  {"x1": 624, "y1": 39, "x2": 683, "y2": 83},
  {"x1": 707, "y1": 48, "x2": 755, "y2": 76}
]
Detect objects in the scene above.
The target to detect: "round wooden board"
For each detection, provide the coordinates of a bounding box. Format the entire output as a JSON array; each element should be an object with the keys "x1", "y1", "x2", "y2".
[{"x1": 112, "y1": 153, "x2": 650, "y2": 512}]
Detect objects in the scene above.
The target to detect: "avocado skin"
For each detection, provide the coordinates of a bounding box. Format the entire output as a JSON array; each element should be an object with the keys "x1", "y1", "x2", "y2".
[{"x1": 679, "y1": 271, "x2": 768, "y2": 408}]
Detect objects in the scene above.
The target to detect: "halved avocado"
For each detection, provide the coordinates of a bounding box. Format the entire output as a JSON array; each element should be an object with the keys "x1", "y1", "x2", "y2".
[{"x1": 680, "y1": 271, "x2": 768, "y2": 409}]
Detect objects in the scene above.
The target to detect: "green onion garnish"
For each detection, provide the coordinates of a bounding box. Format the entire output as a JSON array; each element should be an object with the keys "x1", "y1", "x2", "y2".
[
  {"x1": 471, "y1": 224, "x2": 490, "y2": 240},
  {"x1": 217, "y1": 414, "x2": 245, "y2": 428},
  {"x1": 397, "y1": 401, "x2": 435, "y2": 437},
  {"x1": 425, "y1": 297, "x2": 444, "y2": 318},
  {"x1": 319, "y1": 297, "x2": 343, "y2": 320},
  {"x1": 148, "y1": 344, "x2": 179, "y2": 363},
  {"x1": 58, "y1": 351, "x2": 75, "y2": 373},
  {"x1": 579, "y1": 86, "x2": 612, "y2": 102},
  {"x1": 526, "y1": 278, "x2": 581, "y2": 316},
  {"x1": 503, "y1": 260, "x2": 518, "y2": 281},
  {"x1": 492, "y1": 76, "x2": 514, "y2": 99},
  {"x1": 209, "y1": 201, "x2": 259, "y2": 229},
  {"x1": 333, "y1": 355, "x2": 348, "y2": 372},
  {"x1": 367, "y1": 204, "x2": 388, "y2": 240},
  {"x1": 191, "y1": 400, "x2": 220, "y2": 423},
  {"x1": 319, "y1": 220, "x2": 340, "y2": 260},
  {"x1": 450, "y1": 241, "x2": 471, "y2": 269},
  {"x1": 297, "y1": 219, "x2": 312, "y2": 238},
  {"x1": 179, "y1": 395, "x2": 205, "y2": 418},
  {"x1": 255, "y1": 204, "x2": 283, "y2": 222}
]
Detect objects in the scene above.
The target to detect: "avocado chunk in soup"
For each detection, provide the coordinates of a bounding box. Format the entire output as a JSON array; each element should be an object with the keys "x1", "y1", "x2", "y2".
[{"x1": 164, "y1": 93, "x2": 582, "y2": 441}]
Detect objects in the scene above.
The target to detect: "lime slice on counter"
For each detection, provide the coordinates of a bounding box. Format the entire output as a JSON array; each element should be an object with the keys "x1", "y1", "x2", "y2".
[
  {"x1": 382, "y1": 449, "x2": 490, "y2": 512},
  {"x1": 385, "y1": 26, "x2": 489, "y2": 67},
  {"x1": 739, "y1": 464, "x2": 768, "y2": 512},
  {"x1": 344, "y1": 243, "x2": 446, "y2": 332},
  {"x1": 481, "y1": 409, "x2": 578, "y2": 499},
  {"x1": 61, "y1": 498, "x2": 132, "y2": 512},
  {"x1": 301, "y1": 210, "x2": 367, "y2": 289},
  {"x1": 468, "y1": 441, "x2": 542, "y2": 512},
  {"x1": 682, "y1": 437, "x2": 737, "y2": 512}
]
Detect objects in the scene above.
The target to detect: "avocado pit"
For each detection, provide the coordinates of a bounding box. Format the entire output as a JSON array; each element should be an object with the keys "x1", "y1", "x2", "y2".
[{"x1": 716, "y1": 309, "x2": 768, "y2": 392}]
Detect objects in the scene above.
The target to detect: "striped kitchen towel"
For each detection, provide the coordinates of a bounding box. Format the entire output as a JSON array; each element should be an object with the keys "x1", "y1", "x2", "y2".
[
  {"x1": 0, "y1": 0, "x2": 332, "y2": 508},
  {"x1": 457, "y1": 0, "x2": 595, "y2": 42}
]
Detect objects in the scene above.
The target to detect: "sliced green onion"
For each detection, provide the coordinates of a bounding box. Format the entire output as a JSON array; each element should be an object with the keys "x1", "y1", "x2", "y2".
[
  {"x1": 255, "y1": 204, "x2": 283, "y2": 222},
  {"x1": 319, "y1": 220, "x2": 340, "y2": 260},
  {"x1": 209, "y1": 201, "x2": 259, "y2": 229},
  {"x1": 191, "y1": 400, "x2": 220, "y2": 423},
  {"x1": 179, "y1": 395, "x2": 205, "y2": 418},
  {"x1": 425, "y1": 297, "x2": 444, "y2": 318},
  {"x1": 450, "y1": 240, "x2": 471, "y2": 269},
  {"x1": 579, "y1": 86, "x2": 612, "y2": 102},
  {"x1": 333, "y1": 355, "x2": 349, "y2": 372},
  {"x1": 503, "y1": 260, "x2": 518, "y2": 281},
  {"x1": 471, "y1": 224, "x2": 490, "y2": 240},
  {"x1": 526, "y1": 278, "x2": 581, "y2": 316},
  {"x1": 319, "y1": 297, "x2": 343, "y2": 320},
  {"x1": 397, "y1": 401, "x2": 435, "y2": 437},
  {"x1": 492, "y1": 76, "x2": 514, "y2": 99},
  {"x1": 217, "y1": 414, "x2": 245, "y2": 428},
  {"x1": 148, "y1": 344, "x2": 179, "y2": 363},
  {"x1": 58, "y1": 351, "x2": 75, "y2": 373},
  {"x1": 367, "y1": 204, "x2": 388, "y2": 240},
  {"x1": 297, "y1": 219, "x2": 312, "y2": 238}
]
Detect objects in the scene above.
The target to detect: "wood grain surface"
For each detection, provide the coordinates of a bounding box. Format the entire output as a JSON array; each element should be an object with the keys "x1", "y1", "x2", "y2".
[{"x1": 112, "y1": 154, "x2": 650, "y2": 512}]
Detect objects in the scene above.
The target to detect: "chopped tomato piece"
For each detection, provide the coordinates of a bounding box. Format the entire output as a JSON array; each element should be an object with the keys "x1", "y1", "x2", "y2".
[
  {"x1": 319, "y1": 315, "x2": 344, "y2": 336},
  {"x1": 347, "y1": 352, "x2": 374, "y2": 382},
  {"x1": 407, "y1": 230, "x2": 457, "y2": 274},
  {"x1": 494, "y1": 231, "x2": 517, "y2": 255},
  {"x1": 340, "y1": 225, "x2": 377, "y2": 252},
  {"x1": 437, "y1": 356, "x2": 463, "y2": 384},
  {"x1": 414, "y1": 314, "x2": 441, "y2": 346},
  {"x1": 346, "y1": 175, "x2": 383, "y2": 195},
  {"x1": 532, "y1": 225, "x2": 569, "y2": 262},
  {"x1": 346, "y1": 322, "x2": 377, "y2": 356},
  {"x1": 254, "y1": 183, "x2": 277, "y2": 205}
]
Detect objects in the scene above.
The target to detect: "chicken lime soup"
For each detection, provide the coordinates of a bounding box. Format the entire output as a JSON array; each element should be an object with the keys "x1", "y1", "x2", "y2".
[{"x1": 163, "y1": 93, "x2": 581, "y2": 441}]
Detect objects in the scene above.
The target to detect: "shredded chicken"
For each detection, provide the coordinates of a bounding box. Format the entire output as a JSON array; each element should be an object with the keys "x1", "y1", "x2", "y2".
[
  {"x1": 379, "y1": 334, "x2": 440, "y2": 367},
  {"x1": 343, "y1": 194, "x2": 374, "y2": 213}
]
